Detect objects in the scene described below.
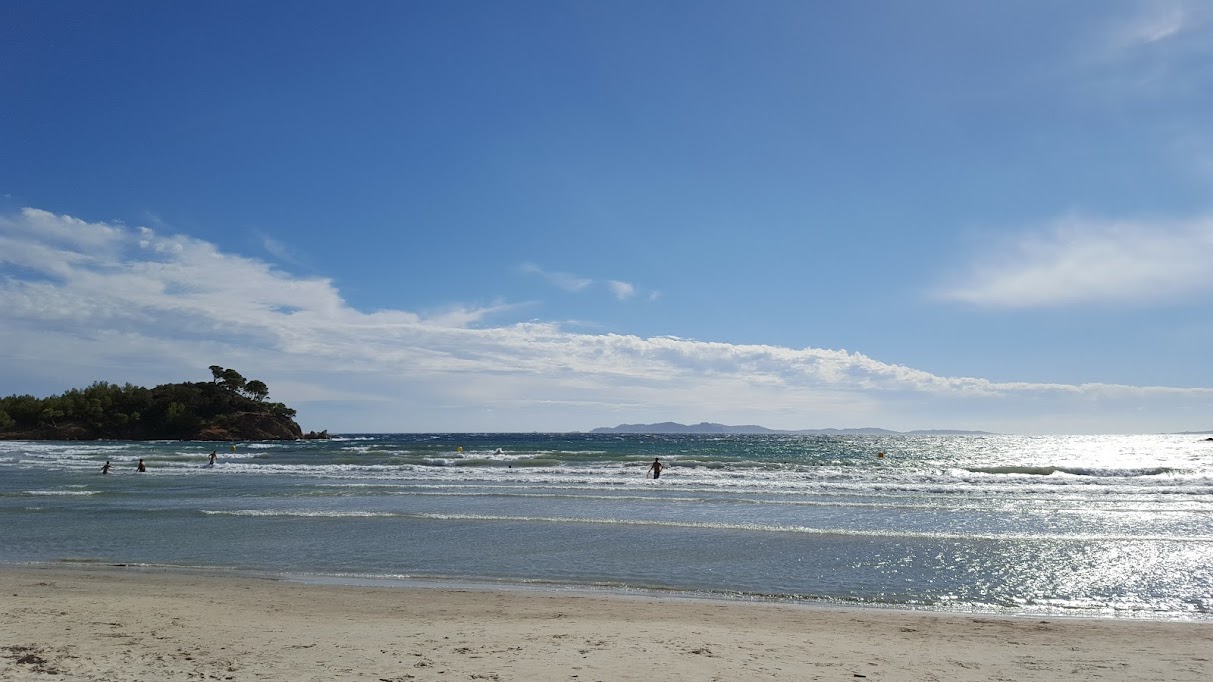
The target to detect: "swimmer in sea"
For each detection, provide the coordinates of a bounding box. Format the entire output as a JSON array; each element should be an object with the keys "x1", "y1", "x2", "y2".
[
  {"x1": 136, "y1": 458, "x2": 146, "y2": 472},
  {"x1": 647, "y1": 457, "x2": 664, "y2": 479},
  {"x1": 101, "y1": 461, "x2": 111, "y2": 475}
]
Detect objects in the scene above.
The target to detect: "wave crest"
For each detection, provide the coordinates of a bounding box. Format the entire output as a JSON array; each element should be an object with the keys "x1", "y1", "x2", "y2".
[{"x1": 964, "y1": 466, "x2": 1177, "y2": 477}]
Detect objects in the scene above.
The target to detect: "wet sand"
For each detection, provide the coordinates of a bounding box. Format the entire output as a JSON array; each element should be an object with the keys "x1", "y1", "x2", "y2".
[{"x1": 2, "y1": 565, "x2": 1211, "y2": 681}]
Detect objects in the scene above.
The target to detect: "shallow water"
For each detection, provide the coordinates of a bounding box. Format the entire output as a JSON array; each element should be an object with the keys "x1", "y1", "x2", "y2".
[{"x1": 3, "y1": 433, "x2": 1211, "y2": 619}]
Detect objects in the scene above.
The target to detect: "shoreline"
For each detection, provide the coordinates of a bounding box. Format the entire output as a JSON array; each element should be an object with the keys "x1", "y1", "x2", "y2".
[
  {"x1": 20, "y1": 560, "x2": 1213, "y2": 623},
  {"x1": 3, "y1": 564, "x2": 1212, "y2": 681}
]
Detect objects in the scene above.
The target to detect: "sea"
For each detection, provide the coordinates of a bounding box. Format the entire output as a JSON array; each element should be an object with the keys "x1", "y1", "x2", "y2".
[{"x1": 2, "y1": 433, "x2": 1212, "y2": 620}]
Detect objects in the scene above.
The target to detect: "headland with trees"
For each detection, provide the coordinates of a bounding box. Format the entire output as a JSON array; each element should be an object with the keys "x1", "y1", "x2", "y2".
[{"x1": 0, "y1": 366, "x2": 312, "y2": 441}]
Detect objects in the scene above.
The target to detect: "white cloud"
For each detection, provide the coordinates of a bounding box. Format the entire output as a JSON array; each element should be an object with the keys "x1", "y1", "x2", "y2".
[
  {"x1": 521, "y1": 263, "x2": 655, "y2": 303},
  {"x1": 938, "y1": 214, "x2": 1213, "y2": 308},
  {"x1": 3, "y1": 207, "x2": 1212, "y2": 433},
  {"x1": 607, "y1": 280, "x2": 636, "y2": 300},
  {"x1": 1071, "y1": 1, "x2": 1213, "y2": 100},
  {"x1": 1101, "y1": 3, "x2": 1189, "y2": 53},
  {"x1": 256, "y1": 231, "x2": 309, "y2": 269},
  {"x1": 520, "y1": 262, "x2": 592, "y2": 292},
  {"x1": 423, "y1": 300, "x2": 529, "y2": 328}
]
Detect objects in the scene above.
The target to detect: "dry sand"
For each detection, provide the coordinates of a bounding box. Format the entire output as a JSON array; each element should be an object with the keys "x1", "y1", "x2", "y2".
[{"x1": 2, "y1": 565, "x2": 1211, "y2": 681}]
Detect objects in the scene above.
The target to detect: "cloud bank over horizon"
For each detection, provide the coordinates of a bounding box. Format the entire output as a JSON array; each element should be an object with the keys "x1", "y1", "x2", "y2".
[{"x1": 2, "y1": 207, "x2": 1211, "y2": 434}]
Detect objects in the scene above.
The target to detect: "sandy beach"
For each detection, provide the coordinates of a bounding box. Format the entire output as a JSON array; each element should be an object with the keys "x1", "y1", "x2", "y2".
[{"x1": 0, "y1": 566, "x2": 1210, "y2": 681}]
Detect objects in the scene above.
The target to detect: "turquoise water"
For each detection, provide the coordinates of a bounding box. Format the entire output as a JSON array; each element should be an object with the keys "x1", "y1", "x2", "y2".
[{"x1": 2, "y1": 433, "x2": 1212, "y2": 619}]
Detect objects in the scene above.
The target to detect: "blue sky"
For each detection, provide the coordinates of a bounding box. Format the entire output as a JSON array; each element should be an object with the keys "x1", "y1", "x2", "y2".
[{"x1": 3, "y1": 1, "x2": 1213, "y2": 434}]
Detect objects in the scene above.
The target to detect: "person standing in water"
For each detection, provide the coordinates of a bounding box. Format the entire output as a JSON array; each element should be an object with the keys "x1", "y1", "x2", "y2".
[
  {"x1": 101, "y1": 461, "x2": 111, "y2": 475},
  {"x1": 647, "y1": 457, "x2": 664, "y2": 479},
  {"x1": 209, "y1": 451, "x2": 217, "y2": 466},
  {"x1": 136, "y1": 458, "x2": 146, "y2": 472}
]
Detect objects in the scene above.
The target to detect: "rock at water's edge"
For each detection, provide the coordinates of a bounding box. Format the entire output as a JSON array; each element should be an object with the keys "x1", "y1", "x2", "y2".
[{"x1": 195, "y1": 412, "x2": 304, "y2": 441}]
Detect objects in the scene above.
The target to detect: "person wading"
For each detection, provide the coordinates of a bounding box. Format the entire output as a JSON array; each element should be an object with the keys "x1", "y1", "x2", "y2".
[{"x1": 647, "y1": 458, "x2": 664, "y2": 479}]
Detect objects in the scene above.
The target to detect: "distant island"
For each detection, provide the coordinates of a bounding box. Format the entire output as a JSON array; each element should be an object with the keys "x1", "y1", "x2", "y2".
[
  {"x1": 590, "y1": 422, "x2": 994, "y2": 435},
  {"x1": 0, "y1": 366, "x2": 310, "y2": 441}
]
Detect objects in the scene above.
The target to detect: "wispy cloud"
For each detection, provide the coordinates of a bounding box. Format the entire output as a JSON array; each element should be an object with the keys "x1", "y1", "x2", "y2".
[
  {"x1": 257, "y1": 231, "x2": 308, "y2": 269},
  {"x1": 424, "y1": 300, "x2": 529, "y2": 328},
  {"x1": 3, "y1": 208, "x2": 1210, "y2": 432},
  {"x1": 1099, "y1": 3, "x2": 1189, "y2": 53},
  {"x1": 938, "y1": 214, "x2": 1213, "y2": 308},
  {"x1": 519, "y1": 262, "x2": 592, "y2": 292},
  {"x1": 521, "y1": 263, "x2": 655, "y2": 302},
  {"x1": 1101, "y1": 4, "x2": 1183, "y2": 53},
  {"x1": 607, "y1": 280, "x2": 636, "y2": 300},
  {"x1": 1073, "y1": 1, "x2": 1213, "y2": 98}
]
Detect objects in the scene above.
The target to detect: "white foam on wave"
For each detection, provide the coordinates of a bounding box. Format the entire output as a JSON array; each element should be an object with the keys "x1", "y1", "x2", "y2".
[
  {"x1": 964, "y1": 465, "x2": 1181, "y2": 478},
  {"x1": 24, "y1": 490, "x2": 100, "y2": 496},
  {"x1": 403, "y1": 512, "x2": 1213, "y2": 543},
  {"x1": 338, "y1": 446, "x2": 383, "y2": 454},
  {"x1": 201, "y1": 509, "x2": 397, "y2": 518},
  {"x1": 0, "y1": 442, "x2": 129, "y2": 454},
  {"x1": 216, "y1": 452, "x2": 261, "y2": 460},
  {"x1": 16, "y1": 452, "x2": 116, "y2": 462}
]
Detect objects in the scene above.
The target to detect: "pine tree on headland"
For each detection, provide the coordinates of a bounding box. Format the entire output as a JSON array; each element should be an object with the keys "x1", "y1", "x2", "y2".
[
  {"x1": 244, "y1": 380, "x2": 269, "y2": 402},
  {"x1": 219, "y1": 368, "x2": 246, "y2": 393}
]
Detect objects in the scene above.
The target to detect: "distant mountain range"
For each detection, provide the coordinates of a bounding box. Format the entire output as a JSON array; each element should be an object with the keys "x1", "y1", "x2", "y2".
[{"x1": 589, "y1": 422, "x2": 994, "y2": 435}]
